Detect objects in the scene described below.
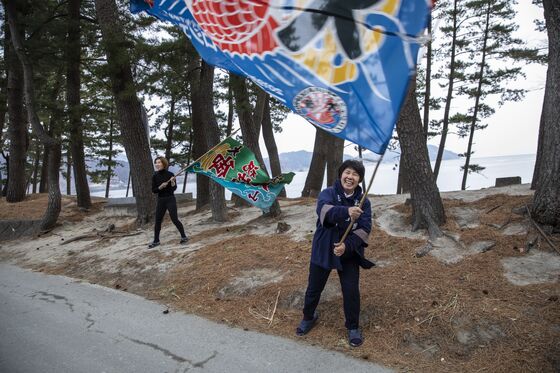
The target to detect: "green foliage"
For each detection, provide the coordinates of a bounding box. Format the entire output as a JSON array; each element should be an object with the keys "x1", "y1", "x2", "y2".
[
  {"x1": 460, "y1": 162, "x2": 486, "y2": 175},
  {"x1": 426, "y1": 0, "x2": 543, "y2": 158},
  {"x1": 130, "y1": 23, "x2": 199, "y2": 168}
]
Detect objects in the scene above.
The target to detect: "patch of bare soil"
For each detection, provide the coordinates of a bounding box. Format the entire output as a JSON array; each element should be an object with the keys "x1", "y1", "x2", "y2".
[{"x1": 0, "y1": 194, "x2": 105, "y2": 222}]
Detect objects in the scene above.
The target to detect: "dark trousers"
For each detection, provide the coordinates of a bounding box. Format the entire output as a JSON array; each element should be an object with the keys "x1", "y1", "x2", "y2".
[
  {"x1": 302, "y1": 258, "x2": 360, "y2": 330},
  {"x1": 154, "y1": 196, "x2": 186, "y2": 242}
]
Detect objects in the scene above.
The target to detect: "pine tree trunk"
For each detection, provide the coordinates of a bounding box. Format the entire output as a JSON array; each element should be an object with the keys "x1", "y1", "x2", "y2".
[
  {"x1": 252, "y1": 88, "x2": 267, "y2": 143},
  {"x1": 182, "y1": 128, "x2": 193, "y2": 194},
  {"x1": 396, "y1": 80, "x2": 445, "y2": 238},
  {"x1": 433, "y1": 0, "x2": 458, "y2": 181},
  {"x1": 193, "y1": 61, "x2": 227, "y2": 222},
  {"x1": 105, "y1": 115, "x2": 113, "y2": 198},
  {"x1": 0, "y1": 22, "x2": 7, "y2": 150},
  {"x1": 95, "y1": 0, "x2": 155, "y2": 224},
  {"x1": 5, "y1": 20, "x2": 27, "y2": 203},
  {"x1": 531, "y1": 100, "x2": 545, "y2": 189},
  {"x1": 2, "y1": 153, "x2": 8, "y2": 196},
  {"x1": 32, "y1": 142, "x2": 40, "y2": 194},
  {"x1": 226, "y1": 76, "x2": 234, "y2": 136},
  {"x1": 326, "y1": 136, "x2": 344, "y2": 186},
  {"x1": 231, "y1": 74, "x2": 281, "y2": 216},
  {"x1": 302, "y1": 128, "x2": 329, "y2": 197},
  {"x1": 4, "y1": 0, "x2": 61, "y2": 230},
  {"x1": 39, "y1": 143, "x2": 49, "y2": 193},
  {"x1": 41, "y1": 142, "x2": 62, "y2": 231},
  {"x1": 66, "y1": 152, "x2": 72, "y2": 195},
  {"x1": 358, "y1": 146, "x2": 366, "y2": 191},
  {"x1": 126, "y1": 171, "x2": 131, "y2": 197},
  {"x1": 261, "y1": 96, "x2": 285, "y2": 197},
  {"x1": 67, "y1": 0, "x2": 91, "y2": 209},
  {"x1": 461, "y1": 1, "x2": 490, "y2": 191},
  {"x1": 182, "y1": 173, "x2": 188, "y2": 194},
  {"x1": 164, "y1": 96, "x2": 175, "y2": 161},
  {"x1": 231, "y1": 76, "x2": 265, "y2": 166},
  {"x1": 187, "y1": 54, "x2": 209, "y2": 210},
  {"x1": 531, "y1": 0, "x2": 560, "y2": 228},
  {"x1": 396, "y1": 155, "x2": 410, "y2": 194},
  {"x1": 423, "y1": 17, "x2": 433, "y2": 137}
]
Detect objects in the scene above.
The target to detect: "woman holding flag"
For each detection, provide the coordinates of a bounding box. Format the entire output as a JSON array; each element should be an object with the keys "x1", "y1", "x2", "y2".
[
  {"x1": 148, "y1": 156, "x2": 189, "y2": 249},
  {"x1": 296, "y1": 160, "x2": 374, "y2": 347}
]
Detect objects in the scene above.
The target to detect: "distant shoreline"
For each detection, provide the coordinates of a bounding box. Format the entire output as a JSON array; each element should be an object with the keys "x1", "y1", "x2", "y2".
[{"x1": 90, "y1": 153, "x2": 536, "y2": 199}]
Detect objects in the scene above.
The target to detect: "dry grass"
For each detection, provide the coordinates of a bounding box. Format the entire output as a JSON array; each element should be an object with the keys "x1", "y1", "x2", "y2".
[
  {"x1": 0, "y1": 194, "x2": 105, "y2": 222},
  {"x1": 141, "y1": 194, "x2": 559, "y2": 373}
]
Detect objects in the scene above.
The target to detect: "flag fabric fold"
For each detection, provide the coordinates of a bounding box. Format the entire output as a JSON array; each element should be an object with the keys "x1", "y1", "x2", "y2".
[
  {"x1": 186, "y1": 137, "x2": 294, "y2": 210},
  {"x1": 131, "y1": 0, "x2": 431, "y2": 154}
]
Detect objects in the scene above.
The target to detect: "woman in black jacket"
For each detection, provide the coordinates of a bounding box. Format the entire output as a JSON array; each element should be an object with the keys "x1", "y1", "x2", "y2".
[{"x1": 149, "y1": 156, "x2": 188, "y2": 248}]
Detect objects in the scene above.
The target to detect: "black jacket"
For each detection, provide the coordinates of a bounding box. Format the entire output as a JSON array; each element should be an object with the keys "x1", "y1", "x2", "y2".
[{"x1": 152, "y1": 169, "x2": 177, "y2": 198}]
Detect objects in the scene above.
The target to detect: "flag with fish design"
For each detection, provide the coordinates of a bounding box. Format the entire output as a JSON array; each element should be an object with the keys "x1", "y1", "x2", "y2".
[
  {"x1": 131, "y1": 0, "x2": 432, "y2": 154},
  {"x1": 185, "y1": 137, "x2": 295, "y2": 210}
]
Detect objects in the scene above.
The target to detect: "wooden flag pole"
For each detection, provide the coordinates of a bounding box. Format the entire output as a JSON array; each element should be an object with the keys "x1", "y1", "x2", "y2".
[{"x1": 337, "y1": 152, "x2": 385, "y2": 244}]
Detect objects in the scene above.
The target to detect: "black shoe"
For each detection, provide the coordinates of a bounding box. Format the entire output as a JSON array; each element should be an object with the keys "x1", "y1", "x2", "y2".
[
  {"x1": 148, "y1": 241, "x2": 160, "y2": 249},
  {"x1": 180, "y1": 236, "x2": 189, "y2": 244},
  {"x1": 348, "y1": 328, "x2": 363, "y2": 347},
  {"x1": 296, "y1": 311, "x2": 319, "y2": 336}
]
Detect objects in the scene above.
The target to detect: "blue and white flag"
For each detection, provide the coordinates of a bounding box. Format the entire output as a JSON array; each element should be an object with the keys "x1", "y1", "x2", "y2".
[{"x1": 131, "y1": 0, "x2": 431, "y2": 154}]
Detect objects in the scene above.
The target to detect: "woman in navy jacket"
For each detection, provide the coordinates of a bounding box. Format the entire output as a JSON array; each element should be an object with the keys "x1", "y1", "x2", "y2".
[{"x1": 296, "y1": 160, "x2": 374, "y2": 347}]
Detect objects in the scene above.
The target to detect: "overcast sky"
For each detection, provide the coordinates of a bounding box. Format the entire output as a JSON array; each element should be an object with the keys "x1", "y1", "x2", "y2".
[{"x1": 260, "y1": 1, "x2": 547, "y2": 159}]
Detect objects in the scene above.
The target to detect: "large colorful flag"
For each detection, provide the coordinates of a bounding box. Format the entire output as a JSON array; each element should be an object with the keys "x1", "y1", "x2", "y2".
[
  {"x1": 185, "y1": 137, "x2": 295, "y2": 210},
  {"x1": 131, "y1": 0, "x2": 432, "y2": 154}
]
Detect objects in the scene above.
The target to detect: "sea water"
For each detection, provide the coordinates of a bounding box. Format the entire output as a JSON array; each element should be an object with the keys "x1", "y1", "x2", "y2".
[{"x1": 92, "y1": 154, "x2": 536, "y2": 199}]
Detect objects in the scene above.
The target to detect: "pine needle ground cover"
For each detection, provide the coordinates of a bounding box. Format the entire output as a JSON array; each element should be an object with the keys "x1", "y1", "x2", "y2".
[{"x1": 1, "y1": 191, "x2": 558, "y2": 372}]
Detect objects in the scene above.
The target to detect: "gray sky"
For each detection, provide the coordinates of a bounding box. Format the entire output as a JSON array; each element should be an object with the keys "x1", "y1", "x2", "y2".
[{"x1": 265, "y1": 1, "x2": 547, "y2": 158}]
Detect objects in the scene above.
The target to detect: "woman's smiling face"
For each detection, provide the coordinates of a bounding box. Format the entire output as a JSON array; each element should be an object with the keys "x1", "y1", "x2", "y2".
[
  {"x1": 154, "y1": 159, "x2": 164, "y2": 171},
  {"x1": 340, "y1": 167, "x2": 360, "y2": 194}
]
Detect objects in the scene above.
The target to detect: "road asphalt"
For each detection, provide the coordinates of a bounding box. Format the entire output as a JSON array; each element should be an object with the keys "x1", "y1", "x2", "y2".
[{"x1": 0, "y1": 263, "x2": 393, "y2": 373}]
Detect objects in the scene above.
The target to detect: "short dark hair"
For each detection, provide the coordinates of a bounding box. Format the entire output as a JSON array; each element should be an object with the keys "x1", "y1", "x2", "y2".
[
  {"x1": 154, "y1": 156, "x2": 169, "y2": 169},
  {"x1": 338, "y1": 160, "x2": 365, "y2": 182}
]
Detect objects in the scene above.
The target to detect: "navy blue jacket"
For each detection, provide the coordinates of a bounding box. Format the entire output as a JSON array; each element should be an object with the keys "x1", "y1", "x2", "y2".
[{"x1": 310, "y1": 180, "x2": 375, "y2": 271}]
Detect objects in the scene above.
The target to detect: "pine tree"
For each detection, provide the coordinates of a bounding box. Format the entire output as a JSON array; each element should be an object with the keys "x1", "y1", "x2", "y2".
[
  {"x1": 94, "y1": 0, "x2": 155, "y2": 224},
  {"x1": 67, "y1": 0, "x2": 91, "y2": 209},
  {"x1": 430, "y1": 0, "x2": 472, "y2": 180},
  {"x1": 4, "y1": 0, "x2": 63, "y2": 230},
  {"x1": 457, "y1": 0, "x2": 541, "y2": 190}
]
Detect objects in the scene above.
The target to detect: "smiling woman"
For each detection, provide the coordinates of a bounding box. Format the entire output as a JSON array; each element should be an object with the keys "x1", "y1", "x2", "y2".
[{"x1": 296, "y1": 159, "x2": 374, "y2": 348}]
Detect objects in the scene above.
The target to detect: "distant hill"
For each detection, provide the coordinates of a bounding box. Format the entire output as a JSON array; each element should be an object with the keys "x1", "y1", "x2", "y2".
[
  {"x1": 265, "y1": 145, "x2": 459, "y2": 172},
  {"x1": 363, "y1": 144, "x2": 460, "y2": 165},
  {"x1": 1, "y1": 145, "x2": 458, "y2": 192},
  {"x1": 263, "y1": 151, "x2": 352, "y2": 172}
]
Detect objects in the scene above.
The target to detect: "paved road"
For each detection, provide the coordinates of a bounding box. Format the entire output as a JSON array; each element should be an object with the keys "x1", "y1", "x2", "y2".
[{"x1": 0, "y1": 264, "x2": 393, "y2": 373}]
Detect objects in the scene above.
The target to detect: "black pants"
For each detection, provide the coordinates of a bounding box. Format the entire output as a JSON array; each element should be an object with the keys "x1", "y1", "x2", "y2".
[
  {"x1": 302, "y1": 257, "x2": 360, "y2": 330},
  {"x1": 154, "y1": 196, "x2": 186, "y2": 242}
]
